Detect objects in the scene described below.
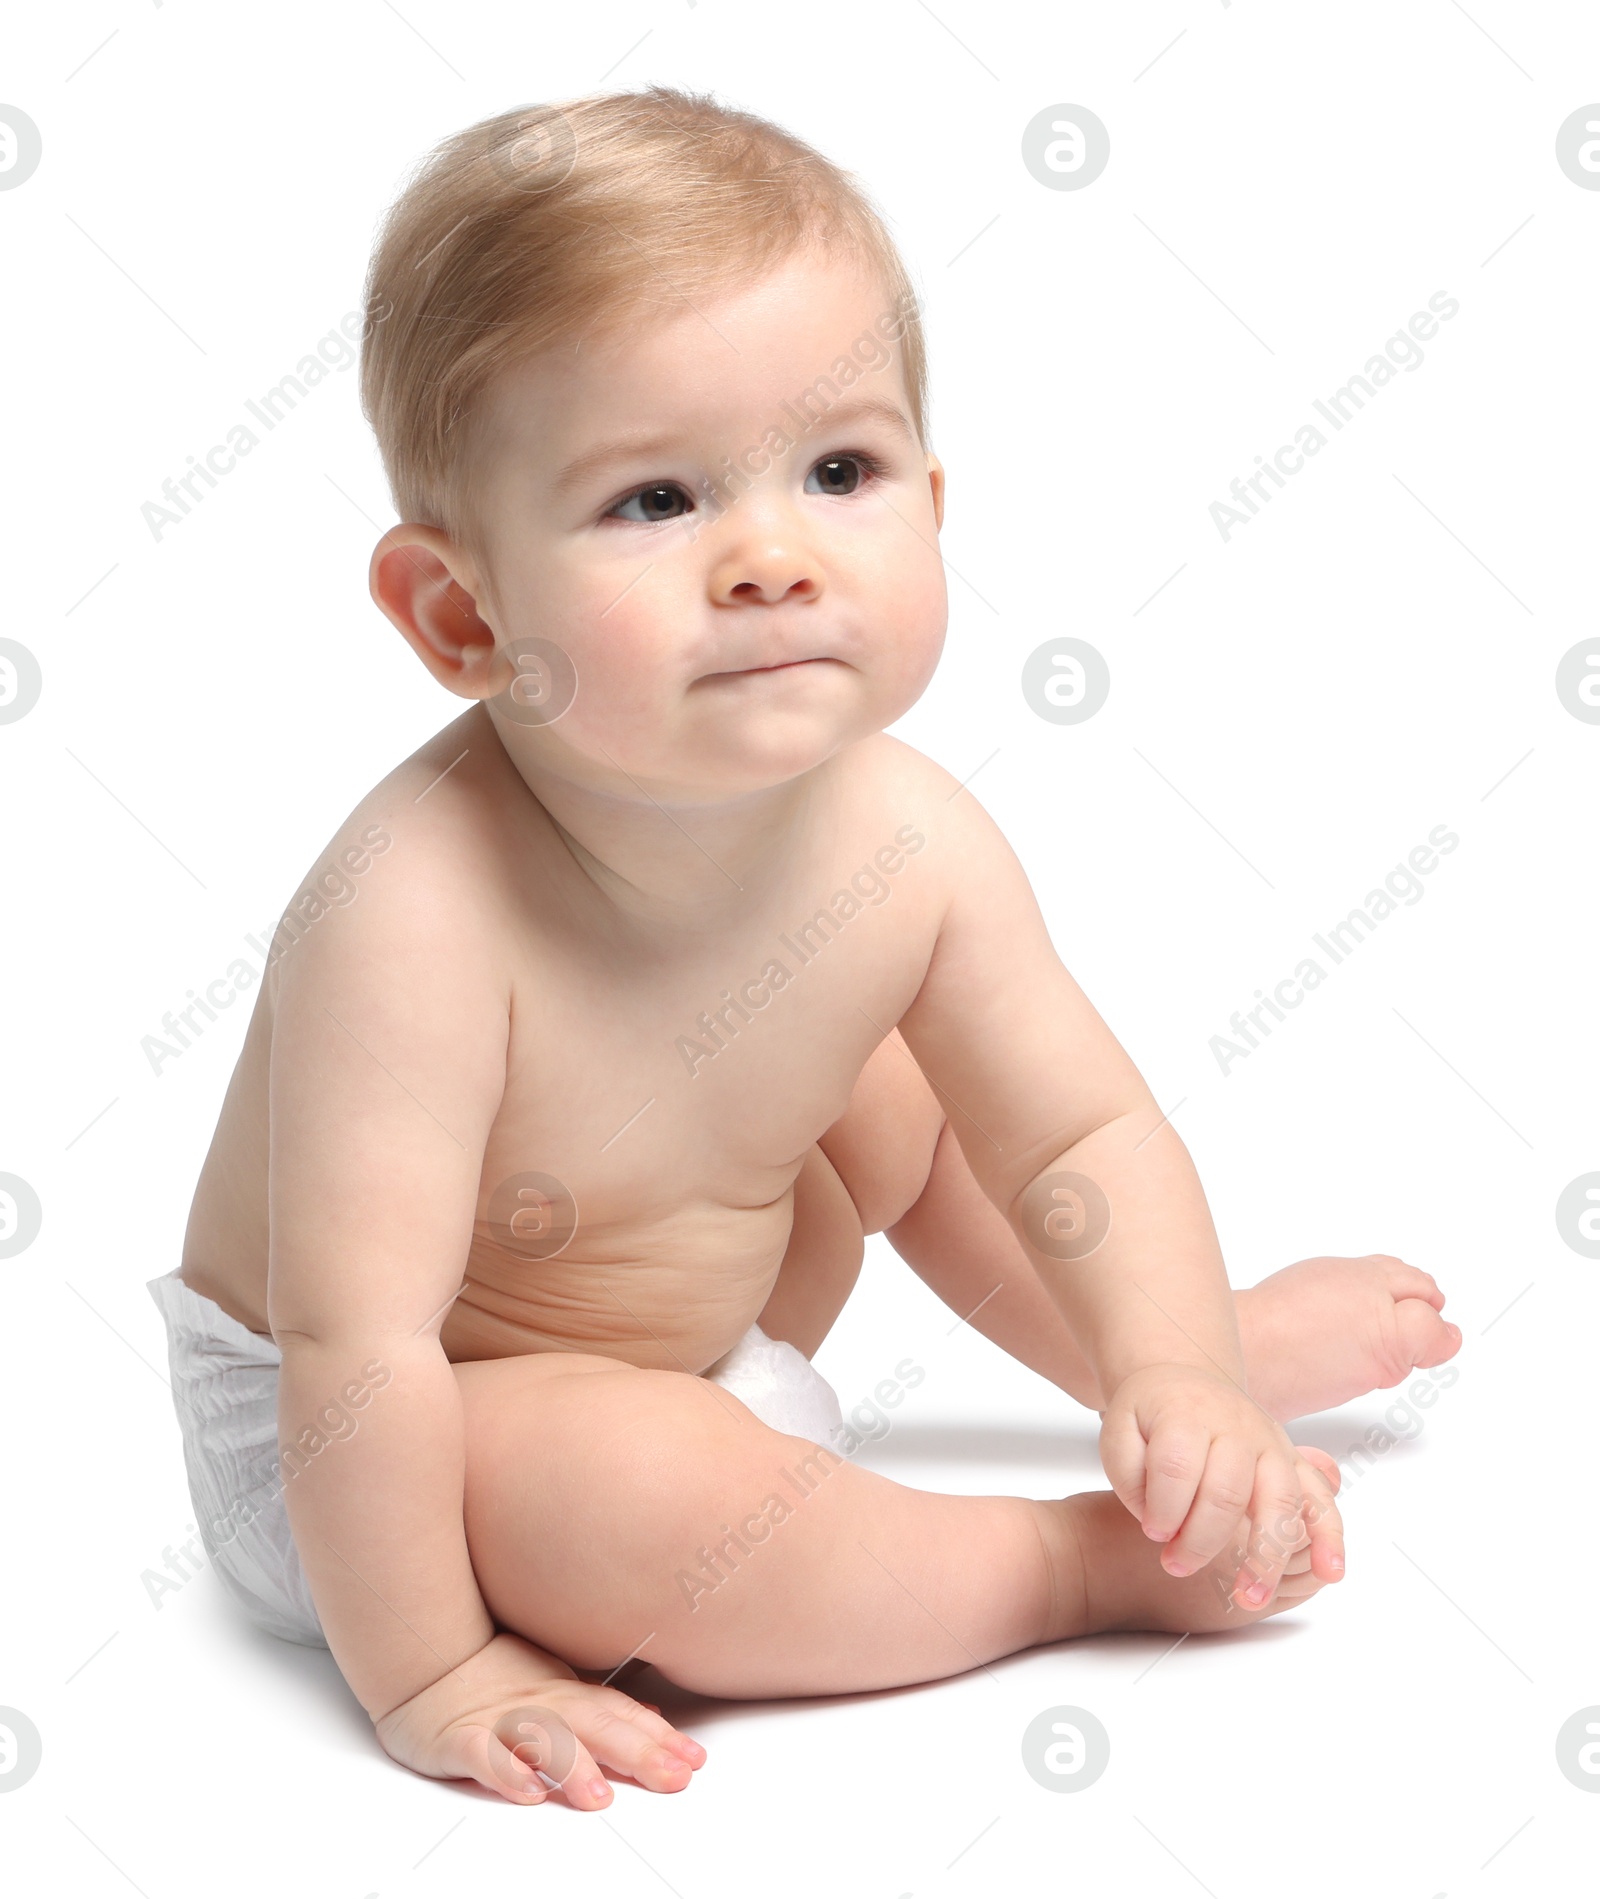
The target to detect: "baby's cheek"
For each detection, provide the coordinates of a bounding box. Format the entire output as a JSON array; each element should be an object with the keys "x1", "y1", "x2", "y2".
[
  {"x1": 505, "y1": 594, "x2": 654, "y2": 702},
  {"x1": 580, "y1": 577, "x2": 683, "y2": 661},
  {"x1": 880, "y1": 593, "x2": 946, "y2": 696},
  {"x1": 581, "y1": 635, "x2": 673, "y2": 716},
  {"x1": 567, "y1": 636, "x2": 684, "y2": 754},
  {"x1": 888, "y1": 547, "x2": 947, "y2": 632}
]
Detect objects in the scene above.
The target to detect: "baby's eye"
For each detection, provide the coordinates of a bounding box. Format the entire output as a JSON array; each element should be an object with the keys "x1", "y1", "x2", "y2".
[
  {"x1": 805, "y1": 454, "x2": 879, "y2": 497},
  {"x1": 609, "y1": 483, "x2": 693, "y2": 524}
]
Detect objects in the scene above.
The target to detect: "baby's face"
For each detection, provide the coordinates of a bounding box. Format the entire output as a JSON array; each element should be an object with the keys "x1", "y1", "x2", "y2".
[{"x1": 466, "y1": 247, "x2": 947, "y2": 800}]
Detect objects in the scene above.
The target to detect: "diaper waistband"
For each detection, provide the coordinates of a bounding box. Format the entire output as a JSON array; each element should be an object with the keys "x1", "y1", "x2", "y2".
[{"x1": 147, "y1": 1265, "x2": 283, "y2": 1371}]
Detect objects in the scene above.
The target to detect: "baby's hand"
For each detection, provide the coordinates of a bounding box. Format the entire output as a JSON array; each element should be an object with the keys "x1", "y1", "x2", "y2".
[
  {"x1": 374, "y1": 1632, "x2": 705, "y2": 1808},
  {"x1": 1099, "y1": 1364, "x2": 1344, "y2": 1607}
]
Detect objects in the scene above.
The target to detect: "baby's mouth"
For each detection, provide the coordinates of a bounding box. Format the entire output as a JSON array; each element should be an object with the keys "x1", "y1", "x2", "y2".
[{"x1": 699, "y1": 657, "x2": 835, "y2": 683}]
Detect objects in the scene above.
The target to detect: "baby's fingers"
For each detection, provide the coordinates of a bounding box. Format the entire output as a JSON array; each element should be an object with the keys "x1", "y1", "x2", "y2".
[
  {"x1": 1232, "y1": 1458, "x2": 1305, "y2": 1607},
  {"x1": 570, "y1": 1695, "x2": 705, "y2": 1795},
  {"x1": 478, "y1": 1727, "x2": 548, "y2": 1804},
  {"x1": 1138, "y1": 1422, "x2": 1215, "y2": 1549},
  {"x1": 1098, "y1": 1406, "x2": 1154, "y2": 1524},
  {"x1": 486, "y1": 1705, "x2": 609, "y2": 1809},
  {"x1": 1294, "y1": 1450, "x2": 1346, "y2": 1584},
  {"x1": 1158, "y1": 1439, "x2": 1256, "y2": 1576}
]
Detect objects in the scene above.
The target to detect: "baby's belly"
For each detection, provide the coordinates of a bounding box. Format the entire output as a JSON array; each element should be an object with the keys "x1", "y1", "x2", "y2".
[{"x1": 439, "y1": 1197, "x2": 793, "y2": 1372}]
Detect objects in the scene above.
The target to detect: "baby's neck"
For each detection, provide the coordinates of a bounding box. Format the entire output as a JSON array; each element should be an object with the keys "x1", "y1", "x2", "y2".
[{"x1": 481, "y1": 707, "x2": 845, "y2": 932}]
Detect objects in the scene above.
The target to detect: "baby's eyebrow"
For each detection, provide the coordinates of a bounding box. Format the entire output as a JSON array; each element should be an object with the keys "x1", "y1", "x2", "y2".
[
  {"x1": 553, "y1": 394, "x2": 915, "y2": 497},
  {"x1": 807, "y1": 393, "x2": 917, "y2": 446},
  {"x1": 553, "y1": 429, "x2": 684, "y2": 498}
]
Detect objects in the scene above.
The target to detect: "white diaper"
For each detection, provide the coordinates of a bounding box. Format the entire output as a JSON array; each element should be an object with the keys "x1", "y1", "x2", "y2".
[
  {"x1": 146, "y1": 1266, "x2": 844, "y2": 1649},
  {"x1": 701, "y1": 1321, "x2": 845, "y2": 1445}
]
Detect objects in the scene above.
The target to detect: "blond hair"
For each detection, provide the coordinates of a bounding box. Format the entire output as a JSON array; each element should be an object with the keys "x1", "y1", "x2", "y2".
[{"x1": 358, "y1": 85, "x2": 928, "y2": 569}]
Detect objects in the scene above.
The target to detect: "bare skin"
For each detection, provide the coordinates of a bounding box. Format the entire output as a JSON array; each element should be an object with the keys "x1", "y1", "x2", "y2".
[
  {"x1": 788, "y1": 1025, "x2": 1460, "y2": 1422},
  {"x1": 180, "y1": 245, "x2": 1456, "y2": 1809}
]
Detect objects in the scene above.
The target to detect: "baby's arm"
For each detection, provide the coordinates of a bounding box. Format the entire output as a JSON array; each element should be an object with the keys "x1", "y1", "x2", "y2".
[
  {"x1": 896, "y1": 779, "x2": 1342, "y2": 1601},
  {"x1": 265, "y1": 841, "x2": 698, "y2": 1804}
]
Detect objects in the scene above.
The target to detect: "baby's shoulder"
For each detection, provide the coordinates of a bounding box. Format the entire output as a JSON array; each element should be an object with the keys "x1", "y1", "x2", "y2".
[
  {"x1": 845, "y1": 730, "x2": 966, "y2": 808},
  {"x1": 262, "y1": 712, "x2": 511, "y2": 999},
  {"x1": 843, "y1": 731, "x2": 1005, "y2": 856}
]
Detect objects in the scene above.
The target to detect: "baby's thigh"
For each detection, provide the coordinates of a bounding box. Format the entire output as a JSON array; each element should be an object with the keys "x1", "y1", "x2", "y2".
[
  {"x1": 818, "y1": 1025, "x2": 947, "y2": 1234},
  {"x1": 454, "y1": 1352, "x2": 671, "y2": 1527},
  {"x1": 451, "y1": 1349, "x2": 1058, "y2": 1698},
  {"x1": 451, "y1": 1352, "x2": 799, "y2": 1663}
]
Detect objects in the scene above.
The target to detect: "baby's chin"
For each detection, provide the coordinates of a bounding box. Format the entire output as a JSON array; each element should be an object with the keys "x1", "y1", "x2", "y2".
[
  {"x1": 669, "y1": 689, "x2": 892, "y2": 780},
  {"x1": 614, "y1": 714, "x2": 880, "y2": 797},
  {"x1": 511, "y1": 668, "x2": 905, "y2": 800},
  {"x1": 668, "y1": 725, "x2": 877, "y2": 798}
]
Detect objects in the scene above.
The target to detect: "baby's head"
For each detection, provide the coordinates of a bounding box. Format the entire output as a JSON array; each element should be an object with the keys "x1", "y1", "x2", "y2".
[{"x1": 360, "y1": 87, "x2": 946, "y2": 805}]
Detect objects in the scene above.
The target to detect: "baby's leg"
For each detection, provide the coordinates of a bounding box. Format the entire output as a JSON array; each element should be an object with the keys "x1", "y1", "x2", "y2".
[
  {"x1": 887, "y1": 1120, "x2": 1109, "y2": 1404},
  {"x1": 819, "y1": 1028, "x2": 1461, "y2": 1421},
  {"x1": 453, "y1": 1354, "x2": 1306, "y2": 1700},
  {"x1": 889, "y1": 1121, "x2": 1460, "y2": 1419}
]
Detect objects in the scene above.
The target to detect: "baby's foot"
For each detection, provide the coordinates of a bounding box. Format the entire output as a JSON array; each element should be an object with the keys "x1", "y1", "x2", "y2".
[
  {"x1": 1237, "y1": 1254, "x2": 1461, "y2": 1422},
  {"x1": 1048, "y1": 1489, "x2": 1327, "y2": 1640}
]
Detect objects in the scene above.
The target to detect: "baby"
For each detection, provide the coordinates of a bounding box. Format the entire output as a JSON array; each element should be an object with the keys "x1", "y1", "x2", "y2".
[{"x1": 148, "y1": 86, "x2": 1460, "y2": 1809}]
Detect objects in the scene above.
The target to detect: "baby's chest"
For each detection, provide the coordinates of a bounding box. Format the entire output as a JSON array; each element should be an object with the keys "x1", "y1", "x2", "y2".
[{"x1": 479, "y1": 916, "x2": 911, "y2": 1236}]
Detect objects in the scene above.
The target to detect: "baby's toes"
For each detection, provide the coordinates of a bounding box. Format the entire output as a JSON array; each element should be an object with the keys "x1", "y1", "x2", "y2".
[
  {"x1": 1374, "y1": 1254, "x2": 1446, "y2": 1310},
  {"x1": 1217, "y1": 1543, "x2": 1322, "y2": 1625},
  {"x1": 1269, "y1": 1561, "x2": 1324, "y2": 1605},
  {"x1": 1252, "y1": 1538, "x2": 1319, "y2": 1601},
  {"x1": 1393, "y1": 1294, "x2": 1461, "y2": 1372},
  {"x1": 1296, "y1": 1445, "x2": 1341, "y2": 1493}
]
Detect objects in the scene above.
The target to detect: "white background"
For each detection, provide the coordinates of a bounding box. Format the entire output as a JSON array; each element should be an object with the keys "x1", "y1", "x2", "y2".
[{"x1": 2, "y1": 3, "x2": 1597, "y2": 1895}]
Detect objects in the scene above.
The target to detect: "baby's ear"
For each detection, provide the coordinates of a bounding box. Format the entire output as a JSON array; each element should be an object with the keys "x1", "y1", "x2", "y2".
[
  {"x1": 369, "y1": 524, "x2": 502, "y2": 699},
  {"x1": 926, "y1": 454, "x2": 945, "y2": 532}
]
